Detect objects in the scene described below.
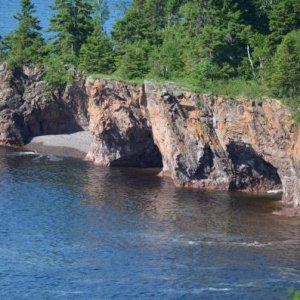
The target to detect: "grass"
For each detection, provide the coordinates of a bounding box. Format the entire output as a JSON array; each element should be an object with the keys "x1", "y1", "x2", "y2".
[
  {"x1": 77, "y1": 71, "x2": 300, "y2": 123},
  {"x1": 89, "y1": 72, "x2": 271, "y2": 100},
  {"x1": 88, "y1": 73, "x2": 144, "y2": 87}
]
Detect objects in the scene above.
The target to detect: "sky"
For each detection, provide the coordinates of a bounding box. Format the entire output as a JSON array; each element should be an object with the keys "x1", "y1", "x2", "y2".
[{"x1": 0, "y1": 0, "x2": 126, "y2": 37}]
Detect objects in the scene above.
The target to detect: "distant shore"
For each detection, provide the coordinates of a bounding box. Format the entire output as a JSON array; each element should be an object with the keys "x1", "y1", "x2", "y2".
[{"x1": 24, "y1": 131, "x2": 92, "y2": 159}]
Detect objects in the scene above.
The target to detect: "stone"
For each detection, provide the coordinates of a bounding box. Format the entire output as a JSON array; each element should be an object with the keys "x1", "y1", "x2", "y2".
[
  {"x1": 0, "y1": 63, "x2": 89, "y2": 146},
  {"x1": 86, "y1": 79, "x2": 300, "y2": 209},
  {"x1": 1, "y1": 64, "x2": 300, "y2": 210}
]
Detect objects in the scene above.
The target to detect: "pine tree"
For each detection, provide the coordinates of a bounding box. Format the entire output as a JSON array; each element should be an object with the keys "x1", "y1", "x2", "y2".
[
  {"x1": 269, "y1": 30, "x2": 300, "y2": 97},
  {"x1": 49, "y1": 0, "x2": 94, "y2": 63},
  {"x1": 149, "y1": 24, "x2": 185, "y2": 79},
  {"x1": 7, "y1": 0, "x2": 44, "y2": 67},
  {"x1": 92, "y1": 0, "x2": 109, "y2": 29},
  {"x1": 269, "y1": 0, "x2": 300, "y2": 46},
  {"x1": 116, "y1": 40, "x2": 150, "y2": 79},
  {"x1": 79, "y1": 23, "x2": 114, "y2": 74}
]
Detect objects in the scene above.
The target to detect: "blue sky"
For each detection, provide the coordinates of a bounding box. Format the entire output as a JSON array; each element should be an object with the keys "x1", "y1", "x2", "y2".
[{"x1": 0, "y1": 0, "x2": 126, "y2": 37}]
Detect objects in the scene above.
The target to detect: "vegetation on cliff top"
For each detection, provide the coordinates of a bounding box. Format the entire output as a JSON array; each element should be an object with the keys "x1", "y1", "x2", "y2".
[{"x1": 0, "y1": 0, "x2": 300, "y2": 110}]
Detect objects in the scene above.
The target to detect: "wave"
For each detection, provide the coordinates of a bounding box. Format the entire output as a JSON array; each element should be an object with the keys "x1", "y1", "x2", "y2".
[
  {"x1": 9, "y1": 151, "x2": 63, "y2": 162},
  {"x1": 10, "y1": 151, "x2": 39, "y2": 156}
]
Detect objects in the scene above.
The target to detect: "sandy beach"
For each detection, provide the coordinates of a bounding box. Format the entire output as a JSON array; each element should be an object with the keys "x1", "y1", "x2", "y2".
[{"x1": 24, "y1": 131, "x2": 92, "y2": 159}]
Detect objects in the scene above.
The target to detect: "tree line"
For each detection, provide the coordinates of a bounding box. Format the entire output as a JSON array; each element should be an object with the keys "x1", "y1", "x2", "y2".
[{"x1": 0, "y1": 0, "x2": 300, "y2": 100}]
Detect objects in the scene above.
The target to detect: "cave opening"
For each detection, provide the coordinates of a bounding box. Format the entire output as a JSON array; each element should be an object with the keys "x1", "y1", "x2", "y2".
[
  {"x1": 227, "y1": 142, "x2": 283, "y2": 193},
  {"x1": 109, "y1": 129, "x2": 163, "y2": 169}
]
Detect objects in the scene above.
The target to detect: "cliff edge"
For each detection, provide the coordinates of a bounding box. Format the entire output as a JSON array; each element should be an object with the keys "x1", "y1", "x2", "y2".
[
  {"x1": 1, "y1": 63, "x2": 299, "y2": 211},
  {"x1": 86, "y1": 79, "x2": 300, "y2": 209}
]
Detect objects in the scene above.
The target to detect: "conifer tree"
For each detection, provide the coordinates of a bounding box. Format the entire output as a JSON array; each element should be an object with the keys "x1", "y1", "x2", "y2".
[
  {"x1": 49, "y1": 0, "x2": 94, "y2": 63},
  {"x1": 269, "y1": 30, "x2": 300, "y2": 97},
  {"x1": 269, "y1": 0, "x2": 300, "y2": 46},
  {"x1": 93, "y1": 0, "x2": 109, "y2": 29},
  {"x1": 7, "y1": 0, "x2": 44, "y2": 67},
  {"x1": 116, "y1": 40, "x2": 150, "y2": 79},
  {"x1": 79, "y1": 21, "x2": 114, "y2": 74}
]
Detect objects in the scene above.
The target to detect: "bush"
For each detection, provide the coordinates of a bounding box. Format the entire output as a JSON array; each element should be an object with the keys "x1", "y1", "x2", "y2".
[{"x1": 43, "y1": 56, "x2": 75, "y2": 88}]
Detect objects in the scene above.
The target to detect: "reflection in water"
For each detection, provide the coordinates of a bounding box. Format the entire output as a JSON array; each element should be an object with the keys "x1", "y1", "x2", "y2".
[{"x1": 0, "y1": 147, "x2": 300, "y2": 299}]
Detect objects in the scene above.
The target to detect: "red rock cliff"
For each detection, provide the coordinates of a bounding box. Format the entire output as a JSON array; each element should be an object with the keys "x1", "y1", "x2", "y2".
[{"x1": 86, "y1": 79, "x2": 300, "y2": 208}]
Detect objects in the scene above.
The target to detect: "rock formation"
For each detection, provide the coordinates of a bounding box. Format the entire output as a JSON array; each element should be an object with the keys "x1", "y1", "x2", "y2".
[
  {"x1": 1, "y1": 62, "x2": 299, "y2": 209},
  {"x1": 85, "y1": 79, "x2": 162, "y2": 167},
  {"x1": 0, "y1": 63, "x2": 88, "y2": 146},
  {"x1": 86, "y1": 79, "x2": 300, "y2": 208}
]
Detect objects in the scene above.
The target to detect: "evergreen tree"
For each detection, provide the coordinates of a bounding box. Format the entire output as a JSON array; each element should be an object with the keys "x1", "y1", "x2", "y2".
[
  {"x1": 79, "y1": 23, "x2": 114, "y2": 74},
  {"x1": 269, "y1": 0, "x2": 300, "y2": 46},
  {"x1": 49, "y1": 0, "x2": 94, "y2": 63},
  {"x1": 115, "y1": 40, "x2": 150, "y2": 79},
  {"x1": 7, "y1": 0, "x2": 44, "y2": 67},
  {"x1": 114, "y1": 0, "x2": 131, "y2": 16},
  {"x1": 149, "y1": 24, "x2": 185, "y2": 79},
  {"x1": 0, "y1": 36, "x2": 5, "y2": 61},
  {"x1": 269, "y1": 30, "x2": 300, "y2": 97},
  {"x1": 92, "y1": 0, "x2": 109, "y2": 29}
]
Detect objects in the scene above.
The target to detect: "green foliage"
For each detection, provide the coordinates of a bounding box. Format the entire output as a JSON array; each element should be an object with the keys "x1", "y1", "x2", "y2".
[
  {"x1": 149, "y1": 24, "x2": 185, "y2": 79},
  {"x1": 79, "y1": 24, "x2": 114, "y2": 74},
  {"x1": 115, "y1": 40, "x2": 151, "y2": 79},
  {"x1": 269, "y1": 0, "x2": 300, "y2": 46},
  {"x1": 6, "y1": 0, "x2": 44, "y2": 68},
  {"x1": 92, "y1": 0, "x2": 109, "y2": 29},
  {"x1": 189, "y1": 59, "x2": 219, "y2": 88},
  {"x1": 0, "y1": 36, "x2": 7, "y2": 61},
  {"x1": 290, "y1": 289, "x2": 300, "y2": 300},
  {"x1": 268, "y1": 30, "x2": 300, "y2": 98},
  {"x1": 43, "y1": 55, "x2": 75, "y2": 88},
  {"x1": 1, "y1": 0, "x2": 300, "y2": 118},
  {"x1": 49, "y1": 0, "x2": 94, "y2": 61}
]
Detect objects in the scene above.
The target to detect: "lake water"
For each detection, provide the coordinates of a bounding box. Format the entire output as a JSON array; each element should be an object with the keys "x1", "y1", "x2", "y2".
[
  {"x1": 1, "y1": 146, "x2": 300, "y2": 299},
  {"x1": 0, "y1": 0, "x2": 123, "y2": 37}
]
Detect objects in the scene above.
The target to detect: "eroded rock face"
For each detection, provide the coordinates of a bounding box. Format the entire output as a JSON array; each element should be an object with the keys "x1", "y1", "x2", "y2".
[
  {"x1": 0, "y1": 63, "x2": 89, "y2": 146},
  {"x1": 1, "y1": 65, "x2": 299, "y2": 207},
  {"x1": 86, "y1": 79, "x2": 300, "y2": 207},
  {"x1": 85, "y1": 79, "x2": 162, "y2": 167}
]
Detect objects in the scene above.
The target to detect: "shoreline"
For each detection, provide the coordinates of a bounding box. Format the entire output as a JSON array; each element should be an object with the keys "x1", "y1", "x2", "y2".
[
  {"x1": 9, "y1": 131, "x2": 300, "y2": 217},
  {"x1": 23, "y1": 131, "x2": 92, "y2": 159}
]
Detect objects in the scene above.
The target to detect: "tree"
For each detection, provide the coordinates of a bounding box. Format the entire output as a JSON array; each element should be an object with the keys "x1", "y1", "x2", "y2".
[
  {"x1": 149, "y1": 24, "x2": 185, "y2": 78},
  {"x1": 92, "y1": 0, "x2": 109, "y2": 29},
  {"x1": 0, "y1": 36, "x2": 6, "y2": 60},
  {"x1": 269, "y1": 0, "x2": 300, "y2": 46},
  {"x1": 7, "y1": 0, "x2": 44, "y2": 67},
  {"x1": 114, "y1": 0, "x2": 131, "y2": 16},
  {"x1": 79, "y1": 23, "x2": 114, "y2": 74},
  {"x1": 49, "y1": 0, "x2": 94, "y2": 63},
  {"x1": 268, "y1": 30, "x2": 300, "y2": 98},
  {"x1": 115, "y1": 40, "x2": 150, "y2": 79}
]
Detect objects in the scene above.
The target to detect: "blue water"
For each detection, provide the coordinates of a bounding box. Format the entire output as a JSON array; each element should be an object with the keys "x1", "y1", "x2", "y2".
[
  {"x1": 0, "y1": 0, "x2": 125, "y2": 37},
  {"x1": 1, "y1": 147, "x2": 300, "y2": 299}
]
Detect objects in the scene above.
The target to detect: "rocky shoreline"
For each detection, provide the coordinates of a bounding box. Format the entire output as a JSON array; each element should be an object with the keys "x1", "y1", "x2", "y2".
[
  {"x1": 0, "y1": 63, "x2": 300, "y2": 214},
  {"x1": 24, "y1": 131, "x2": 92, "y2": 159}
]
